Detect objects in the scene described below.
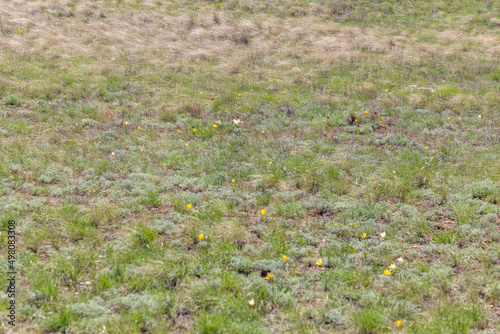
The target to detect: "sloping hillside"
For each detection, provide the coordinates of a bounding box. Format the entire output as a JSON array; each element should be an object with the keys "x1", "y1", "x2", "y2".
[{"x1": 0, "y1": 0, "x2": 499, "y2": 332}]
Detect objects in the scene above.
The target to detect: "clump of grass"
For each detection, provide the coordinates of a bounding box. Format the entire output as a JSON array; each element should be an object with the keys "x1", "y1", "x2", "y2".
[
  {"x1": 3, "y1": 94, "x2": 20, "y2": 106},
  {"x1": 471, "y1": 181, "x2": 500, "y2": 204},
  {"x1": 159, "y1": 109, "x2": 177, "y2": 123},
  {"x1": 184, "y1": 102, "x2": 205, "y2": 119},
  {"x1": 44, "y1": 307, "x2": 74, "y2": 332},
  {"x1": 352, "y1": 309, "x2": 386, "y2": 334}
]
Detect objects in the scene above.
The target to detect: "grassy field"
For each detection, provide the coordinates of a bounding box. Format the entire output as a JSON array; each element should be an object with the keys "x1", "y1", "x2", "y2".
[{"x1": 1, "y1": 0, "x2": 500, "y2": 332}]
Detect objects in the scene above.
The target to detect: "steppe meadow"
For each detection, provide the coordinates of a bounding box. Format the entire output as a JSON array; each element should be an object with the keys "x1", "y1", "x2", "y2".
[{"x1": 0, "y1": 0, "x2": 500, "y2": 333}]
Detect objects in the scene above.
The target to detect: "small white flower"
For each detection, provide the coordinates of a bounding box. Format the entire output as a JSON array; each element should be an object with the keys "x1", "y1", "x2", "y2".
[
  {"x1": 233, "y1": 119, "x2": 242, "y2": 125},
  {"x1": 111, "y1": 152, "x2": 115, "y2": 156},
  {"x1": 397, "y1": 257, "x2": 404, "y2": 263},
  {"x1": 215, "y1": 120, "x2": 222, "y2": 124},
  {"x1": 389, "y1": 263, "x2": 396, "y2": 270},
  {"x1": 478, "y1": 115, "x2": 481, "y2": 118},
  {"x1": 380, "y1": 232, "x2": 386, "y2": 238},
  {"x1": 248, "y1": 299, "x2": 255, "y2": 306}
]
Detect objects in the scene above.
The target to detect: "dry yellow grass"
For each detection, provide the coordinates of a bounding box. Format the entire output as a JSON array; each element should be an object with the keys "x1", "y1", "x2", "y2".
[{"x1": 2, "y1": 0, "x2": 496, "y2": 87}]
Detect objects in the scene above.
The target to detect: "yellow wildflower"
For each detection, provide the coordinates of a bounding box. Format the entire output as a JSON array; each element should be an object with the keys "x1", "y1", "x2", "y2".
[
  {"x1": 396, "y1": 320, "x2": 403, "y2": 327},
  {"x1": 361, "y1": 233, "x2": 367, "y2": 239},
  {"x1": 316, "y1": 259, "x2": 323, "y2": 266},
  {"x1": 265, "y1": 273, "x2": 274, "y2": 280},
  {"x1": 283, "y1": 255, "x2": 288, "y2": 261},
  {"x1": 198, "y1": 234, "x2": 204, "y2": 240},
  {"x1": 187, "y1": 203, "x2": 193, "y2": 209},
  {"x1": 261, "y1": 209, "x2": 266, "y2": 215},
  {"x1": 383, "y1": 269, "x2": 391, "y2": 276},
  {"x1": 232, "y1": 179, "x2": 235, "y2": 183}
]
